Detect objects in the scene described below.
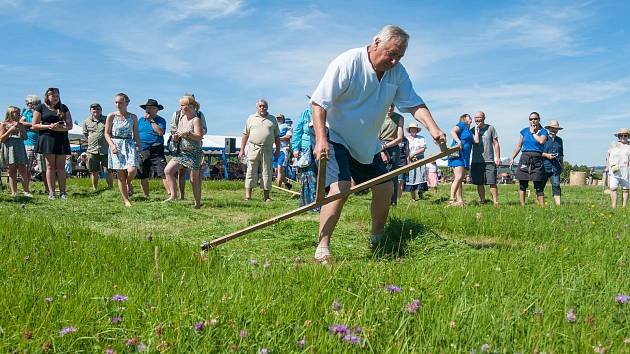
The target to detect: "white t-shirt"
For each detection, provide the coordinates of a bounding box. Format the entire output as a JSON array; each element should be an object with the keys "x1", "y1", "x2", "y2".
[
  {"x1": 310, "y1": 46, "x2": 424, "y2": 164},
  {"x1": 408, "y1": 135, "x2": 427, "y2": 158}
]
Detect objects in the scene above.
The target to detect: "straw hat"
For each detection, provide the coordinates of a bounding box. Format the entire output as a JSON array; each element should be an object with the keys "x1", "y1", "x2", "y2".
[
  {"x1": 406, "y1": 122, "x2": 421, "y2": 133},
  {"x1": 614, "y1": 128, "x2": 630, "y2": 137},
  {"x1": 544, "y1": 120, "x2": 563, "y2": 130}
]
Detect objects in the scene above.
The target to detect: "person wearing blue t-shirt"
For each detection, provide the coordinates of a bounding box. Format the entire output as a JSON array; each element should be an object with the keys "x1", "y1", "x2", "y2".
[
  {"x1": 447, "y1": 113, "x2": 473, "y2": 206},
  {"x1": 509, "y1": 112, "x2": 549, "y2": 206},
  {"x1": 137, "y1": 99, "x2": 167, "y2": 198},
  {"x1": 273, "y1": 113, "x2": 292, "y2": 189},
  {"x1": 19, "y1": 94, "x2": 46, "y2": 190}
]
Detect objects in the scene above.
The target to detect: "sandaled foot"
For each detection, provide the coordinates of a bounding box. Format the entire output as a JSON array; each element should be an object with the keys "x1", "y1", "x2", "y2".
[
  {"x1": 314, "y1": 255, "x2": 332, "y2": 265},
  {"x1": 369, "y1": 234, "x2": 385, "y2": 249}
]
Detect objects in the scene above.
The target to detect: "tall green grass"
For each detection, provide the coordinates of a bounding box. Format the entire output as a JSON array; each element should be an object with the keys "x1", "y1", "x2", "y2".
[{"x1": 0, "y1": 180, "x2": 628, "y2": 352}]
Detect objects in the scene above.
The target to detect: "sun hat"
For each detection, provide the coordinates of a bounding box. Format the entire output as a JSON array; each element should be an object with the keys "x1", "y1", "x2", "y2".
[
  {"x1": 614, "y1": 128, "x2": 630, "y2": 137},
  {"x1": 544, "y1": 120, "x2": 563, "y2": 130},
  {"x1": 139, "y1": 98, "x2": 164, "y2": 111},
  {"x1": 89, "y1": 103, "x2": 102, "y2": 109},
  {"x1": 406, "y1": 122, "x2": 421, "y2": 133}
]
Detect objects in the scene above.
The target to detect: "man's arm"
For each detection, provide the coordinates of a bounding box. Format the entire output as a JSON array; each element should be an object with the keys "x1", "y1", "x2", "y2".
[
  {"x1": 409, "y1": 104, "x2": 446, "y2": 145},
  {"x1": 493, "y1": 136, "x2": 501, "y2": 166},
  {"x1": 311, "y1": 103, "x2": 328, "y2": 159}
]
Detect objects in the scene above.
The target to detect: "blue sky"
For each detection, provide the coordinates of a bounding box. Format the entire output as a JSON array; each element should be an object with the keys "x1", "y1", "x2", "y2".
[{"x1": 1, "y1": 0, "x2": 629, "y2": 165}]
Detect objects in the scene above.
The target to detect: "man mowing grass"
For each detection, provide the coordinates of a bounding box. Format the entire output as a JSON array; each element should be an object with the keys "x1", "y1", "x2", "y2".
[{"x1": 309, "y1": 25, "x2": 446, "y2": 263}]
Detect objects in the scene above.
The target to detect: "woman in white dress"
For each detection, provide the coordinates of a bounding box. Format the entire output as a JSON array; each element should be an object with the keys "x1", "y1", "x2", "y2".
[
  {"x1": 405, "y1": 123, "x2": 427, "y2": 201},
  {"x1": 105, "y1": 93, "x2": 141, "y2": 207},
  {"x1": 605, "y1": 128, "x2": 630, "y2": 208}
]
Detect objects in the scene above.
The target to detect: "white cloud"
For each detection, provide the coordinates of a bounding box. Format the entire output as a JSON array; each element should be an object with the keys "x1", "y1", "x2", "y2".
[
  {"x1": 284, "y1": 9, "x2": 325, "y2": 30},
  {"x1": 154, "y1": 0, "x2": 244, "y2": 22}
]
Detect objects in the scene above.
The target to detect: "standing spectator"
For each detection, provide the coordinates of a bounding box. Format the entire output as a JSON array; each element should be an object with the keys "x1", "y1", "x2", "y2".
[
  {"x1": 164, "y1": 95, "x2": 204, "y2": 208},
  {"x1": 19, "y1": 94, "x2": 46, "y2": 191},
  {"x1": 105, "y1": 93, "x2": 141, "y2": 207},
  {"x1": 542, "y1": 120, "x2": 564, "y2": 206},
  {"x1": 238, "y1": 99, "x2": 280, "y2": 202},
  {"x1": 396, "y1": 135, "x2": 410, "y2": 198},
  {"x1": 83, "y1": 103, "x2": 113, "y2": 190},
  {"x1": 379, "y1": 105, "x2": 404, "y2": 204},
  {"x1": 427, "y1": 161, "x2": 439, "y2": 192},
  {"x1": 1, "y1": 106, "x2": 31, "y2": 197},
  {"x1": 309, "y1": 25, "x2": 446, "y2": 262},
  {"x1": 605, "y1": 128, "x2": 630, "y2": 208},
  {"x1": 470, "y1": 111, "x2": 501, "y2": 206},
  {"x1": 404, "y1": 122, "x2": 427, "y2": 201},
  {"x1": 447, "y1": 114, "x2": 473, "y2": 207},
  {"x1": 170, "y1": 93, "x2": 207, "y2": 200},
  {"x1": 509, "y1": 112, "x2": 549, "y2": 207},
  {"x1": 31, "y1": 87, "x2": 73, "y2": 200},
  {"x1": 273, "y1": 113, "x2": 293, "y2": 189},
  {"x1": 137, "y1": 99, "x2": 167, "y2": 198},
  {"x1": 291, "y1": 106, "x2": 318, "y2": 208}
]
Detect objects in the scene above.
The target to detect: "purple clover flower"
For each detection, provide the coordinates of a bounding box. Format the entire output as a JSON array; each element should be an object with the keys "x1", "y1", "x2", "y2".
[
  {"x1": 137, "y1": 343, "x2": 146, "y2": 352},
  {"x1": 111, "y1": 316, "x2": 121, "y2": 324},
  {"x1": 194, "y1": 322, "x2": 204, "y2": 333},
  {"x1": 297, "y1": 339, "x2": 305, "y2": 349},
  {"x1": 342, "y1": 334, "x2": 363, "y2": 345},
  {"x1": 104, "y1": 348, "x2": 116, "y2": 354},
  {"x1": 328, "y1": 324, "x2": 350, "y2": 336},
  {"x1": 353, "y1": 326, "x2": 363, "y2": 334},
  {"x1": 615, "y1": 294, "x2": 629, "y2": 305},
  {"x1": 406, "y1": 299, "x2": 422, "y2": 314},
  {"x1": 331, "y1": 300, "x2": 342, "y2": 311},
  {"x1": 250, "y1": 259, "x2": 259, "y2": 267},
  {"x1": 259, "y1": 348, "x2": 269, "y2": 354},
  {"x1": 566, "y1": 308, "x2": 577, "y2": 323},
  {"x1": 59, "y1": 326, "x2": 77, "y2": 336},
  {"x1": 44, "y1": 297, "x2": 53, "y2": 305},
  {"x1": 385, "y1": 285, "x2": 402, "y2": 293},
  {"x1": 111, "y1": 295, "x2": 128, "y2": 302},
  {"x1": 239, "y1": 330, "x2": 248, "y2": 338}
]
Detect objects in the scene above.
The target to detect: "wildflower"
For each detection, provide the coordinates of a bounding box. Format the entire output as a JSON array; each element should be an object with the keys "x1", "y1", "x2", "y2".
[
  {"x1": 239, "y1": 330, "x2": 248, "y2": 338},
  {"x1": 24, "y1": 255, "x2": 30, "y2": 261},
  {"x1": 154, "y1": 325, "x2": 164, "y2": 336},
  {"x1": 624, "y1": 337, "x2": 630, "y2": 344},
  {"x1": 111, "y1": 316, "x2": 121, "y2": 324},
  {"x1": 480, "y1": 343, "x2": 490, "y2": 353},
  {"x1": 342, "y1": 334, "x2": 363, "y2": 345},
  {"x1": 42, "y1": 340, "x2": 52, "y2": 352},
  {"x1": 448, "y1": 320, "x2": 457, "y2": 329},
  {"x1": 297, "y1": 339, "x2": 305, "y2": 348},
  {"x1": 126, "y1": 337, "x2": 139, "y2": 347},
  {"x1": 294, "y1": 257, "x2": 301, "y2": 267},
  {"x1": 331, "y1": 300, "x2": 342, "y2": 311},
  {"x1": 533, "y1": 308, "x2": 543, "y2": 317},
  {"x1": 385, "y1": 285, "x2": 402, "y2": 293},
  {"x1": 566, "y1": 308, "x2": 577, "y2": 323},
  {"x1": 44, "y1": 297, "x2": 53, "y2": 305},
  {"x1": 59, "y1": 327, "x2": 77, "y2": 336},
  {"x1": 137, "y1": 343, "x2": 146, "y2": 352},
  {"x1": 329, "y1": 324, "x2": 350, "y2": 336},
  {"x1": 104, "y1": 348, "x2": 116, "y2": 354},
  {"x1": 250, "y1": 259, "x2": 259, "y2": 267},
  {"x1": 263, "y1": 260, "x2": 270, "y2": 268},
  {"x1": 111, "y1": 295, "x2": 128, "y2": 302},
  {"x1": 593, "y1": 344, "x2": 607, "y2": 353},
  {"x1": 207, "y1": 318, "x2": 218, "y2": 326},
  {"x1": 23, "y1": 330, "x2": 32, "y2": 339},
  {"x1": 259, "y1": 348, "x2": 269, "y2": 354},
  {"x1": 353, "y1": 326, "x2": 363, "y2": 334},
  {"x1": 406, "y1": 299, "x2": 422, "y2": 314},
  {"x1": 615, "y1": 294, "x2": 629, "y2": 305},
  {"x1": 195, "y1": 322, "x2": 204, "y2": 333}
]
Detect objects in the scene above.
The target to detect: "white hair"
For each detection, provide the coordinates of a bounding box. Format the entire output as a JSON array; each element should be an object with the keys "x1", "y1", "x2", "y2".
[
  {"x1": 25, "y1": 94, "x2": 41, "y2": 105},
  {"x1": 374, "y1": 25, "x2": 409, "y2": 47}
]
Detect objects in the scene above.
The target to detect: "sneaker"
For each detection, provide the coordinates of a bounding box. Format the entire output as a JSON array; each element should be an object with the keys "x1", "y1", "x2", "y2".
[
  {"x1": 48, "y1": 194, "x2": 56, "y2": 200},
  {"x1": 60, "y1": 193, "x2": 67, "y2": 200},
  {"x1": 23, "y1": 192, "x2": 33, "y2": 198},
  {"x1": 369, "y1": 234, "x2": 385, "y2": 249}
]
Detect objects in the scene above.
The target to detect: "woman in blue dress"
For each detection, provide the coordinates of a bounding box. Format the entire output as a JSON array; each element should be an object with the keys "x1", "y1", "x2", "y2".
[
  {"x1": 447, "y1": 113, "x2": 473, "y2": 206},
  {"x1": 105, "y1": 93, "x2": 141, "y2": 207}
]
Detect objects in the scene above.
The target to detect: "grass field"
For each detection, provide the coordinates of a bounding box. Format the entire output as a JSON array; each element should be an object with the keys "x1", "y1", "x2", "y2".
[{"x1": 0, "y1": 178, "x2": 628, "y2": 353}]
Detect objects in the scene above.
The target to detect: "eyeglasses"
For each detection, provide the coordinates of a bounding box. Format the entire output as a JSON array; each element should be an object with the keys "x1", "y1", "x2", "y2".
[{"x1": 619, "y1": 134, "x2": 629, "y2": 138}]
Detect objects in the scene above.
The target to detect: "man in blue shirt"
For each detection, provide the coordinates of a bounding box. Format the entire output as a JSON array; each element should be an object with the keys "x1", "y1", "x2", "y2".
[
  {"x1": 137, "y1": 99, "x2": 167, "y2": 198},
  {"x1": 273, "y1": 113, "x2": 293, "y2": 189}
]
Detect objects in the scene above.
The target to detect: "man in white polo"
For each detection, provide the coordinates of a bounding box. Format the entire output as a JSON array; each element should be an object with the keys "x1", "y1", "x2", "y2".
[{"x1": 310, "y1": 25, "x2": 446, "y2": 262}]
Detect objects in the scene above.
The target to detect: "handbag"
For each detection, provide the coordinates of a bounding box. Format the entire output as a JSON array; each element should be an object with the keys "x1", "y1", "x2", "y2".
[{"x1": 166, "y1": 135, "x2": 180, "y2": 154}]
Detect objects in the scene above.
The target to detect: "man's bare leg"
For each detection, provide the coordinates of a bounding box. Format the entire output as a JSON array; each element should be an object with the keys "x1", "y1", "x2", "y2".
[{"x1": 315, "y1": 181, "x2": 350, "y2": 260}]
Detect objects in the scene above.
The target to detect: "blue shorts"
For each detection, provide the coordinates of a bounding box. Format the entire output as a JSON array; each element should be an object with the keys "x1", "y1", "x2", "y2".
[
  {"x1": 272, "y1": 150, "x2": 288, "y2": 168},
  {"x1": 325, "y1": 141, "x2": 388, "y2": 187}
]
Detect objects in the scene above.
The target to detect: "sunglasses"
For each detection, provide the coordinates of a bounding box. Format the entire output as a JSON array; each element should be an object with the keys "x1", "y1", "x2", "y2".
[
  {"x1": 619, "y1": 134, "x2": 629, "y2": 138},
  {"x1": 529, "y1": 118, "x2": 540, "y2": 121}
]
